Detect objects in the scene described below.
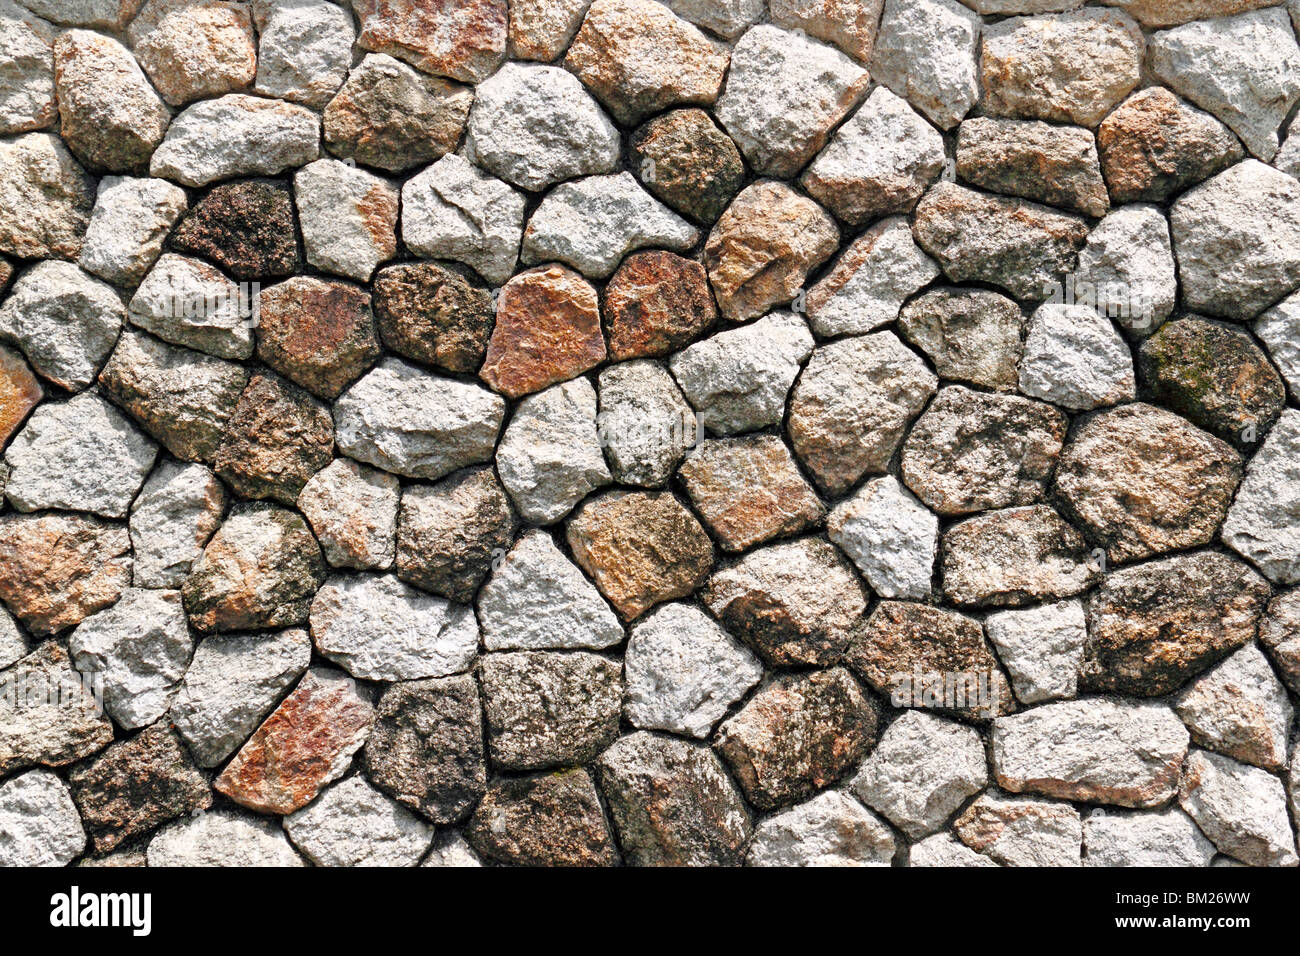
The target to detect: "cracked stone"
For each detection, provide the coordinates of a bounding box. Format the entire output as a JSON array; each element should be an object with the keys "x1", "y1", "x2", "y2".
[
  {"x1": 373, "y1": 262, "x2": 494, "y2": 376},
  {"x1": 629, "y1": 109, "x2": 745, "y2": 225},
  {"x1": 80, "y1": 176, "x2": 187, "y2": 287},
  {"x1": 747, "y1": 791, "x2": 897, "y2": 867},
  {"x1": 294, "y1": 160, "x2": 398, "y2": 282},
  {"x1": 354, "y1": 0, "x2": 506, "y2": 83},
  {"x1": 828, "y1": 475, "x2": 937, "y2": 601},
  {"x1": 1175, "y1": 643, "x2": 1293, "y2": 770},
  {"x1": 170, "y1": 178, "x2": 300, "y2": 281},
  {"x1": 898, "y1": 288, "x2": 1024, "y2": 392},
  {"x1": 954, "y1": 792, "x2": 1082, "y2": 866},
  {"x1": 984, "y1": 599, "x2": 1085, "y2": 704},
  {"x1": 128, "y1": 253, "x2": 252, "y2": 361},
  {"x1": 285, "y1": 775, "x2": 432, "y2": 867},
  {"x1": 1018, "y1": 304, "x2": 1136, "y2": 412},
  {"x1": 956, "y1": 116, "x2": 1109, "y2": 217},
  {"x1": 1222, "y1": 409, "x2": 1300, "y2": 584},
  {"x1": 252, "y1": 0, "x2": 353, "y2": 109},
  {"x1": 0, "y1": 132, "x2": 94, "y2": 260},
  {"x1": 466, "y1": 768, "x2": 618, "y2": 866},
  {"x1": 1178, "y1": 749, "x2": 1299, "y2": 866},
  {"x1": 0, "y1": 643, "x2": 114, "y2": 774},
  {"x1": 869, "y1": 0, "x2": 980, "y2": 129},
  {"x1": 128, "y1": 0, "x2": 257, "y2": 106},
  {"x1": 298, "y1": 459, "x2": 398, "y2": 571},
  {"x1": 605, "y1": 252, "x2": 717, "y2": 362}
]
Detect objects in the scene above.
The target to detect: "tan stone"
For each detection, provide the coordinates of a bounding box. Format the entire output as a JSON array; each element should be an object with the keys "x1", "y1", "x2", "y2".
[
  {"x1": 769, "y1": 0, "x2": 883, "y2": 62},
  {"x1": 354, "y1": 0, "x2": 507, "y2": 83},
  {"x1": 0, "y1": 345, "x2": 42, "y2": 448},
  {"x1": 128, "y1": 0, "x2": 257, "y2": 107},
  {"x1": 508, "y1": 0, "x2": 591, "y2": 60}
]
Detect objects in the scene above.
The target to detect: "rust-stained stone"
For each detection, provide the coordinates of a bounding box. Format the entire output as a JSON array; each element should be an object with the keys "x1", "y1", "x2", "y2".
[
  {"x1": 0, "y1": 345, "x2": 42, "y2": 450},
  {"x1": 629, "y1": 109, "x2": 745, "y2": 225},
  {"x1": 128, "y1": 0, "x2": 258, "y2": 107},
  {"x1": 256, "y1": 277, "x2": 381, "y2": 400},
  {"x1": 846, "y1": 601, "x2": 1015, "y2": 720},
  {"x1": 604, "y1": 251, "x2": 717, "y2": 361},
  {"x1": 0, "y1": 512, "x2": 130, "y2": 636},
  {"x1": 354, "y1": 0, "x2": 508, "y2": 84},
  {"x1": 466, "y1": 769, "x2": 618, "y2": 866},
  {"x1": 715, "y1": 668, "x2": 880, "y2": 811},
  {"x1": 215, "y1": 667, "x2": 374, "y2": 815},
  {"x1": 678, "y1": 435, "x2": 824, "y2": 552},
  {"x1": 703, "y1": 181, "x2": 839, "y2": 323},
  {"x1": 213, "y1": 373, "x2": 334, "y2": 505},
  {"x1": 68, "y1": 724, "x2": 212, "y2": 852},
  {"x1": 1106, "y1": 0, "x2": 1278, "y2": 28},
  {"x1": 479, "y1": 263, "x2": 605, "y2": 398},
  {"x1": 0, "y1": 643, "x2": 114, "y2": 775},
  {"x1": 373, "y1": 262, "x2": 495, "y2": 376},
  {"x1": 170, "y1": 179, "x2": 301, "y2": 280},
  {"x1": 566, "y1": 490, "x2": 714, "y2": 621}
]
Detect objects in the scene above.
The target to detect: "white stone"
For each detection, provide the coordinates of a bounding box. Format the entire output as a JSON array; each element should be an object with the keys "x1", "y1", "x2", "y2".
[
  {"x1": 1083, "y1": 808, "x2": 1217, "y2": 867},
  {"x1": 0, "y1": 0, "x2": 56, "y2": 135},
  {"x1": 1019, "y1": 303, "x2": 1135, "y2": 411},
  {"x1": 828, "y1": 476, "x2": 937, "y2": 600},
  {"x1": 1175, "y1": 643, "x2": 1294, "y2": 770},
  {"x1": 130, "y1": 461, "x2": 224, "y2": 588},
  {"x1": 421, "y1": 831, "x2": 484, "y2": 867},
  {"x1": 253, "y1": 0, "x2": 354, "y2": 109},
  {"x1": 662, "y1": 0, "x2": 763, "y2": 38},
  {"x1": 0, "y1": 131, "x2": 94, "y2": 261},
  {"x1": 984, "y1": 600, "x2": 1085, "y2": 704},
  {"x1": 597, "y1": 360, "x2": 694, "y2": 487},
  {"x1": 0, "y1": 604, "x2": 25, "y2": 669},
  {"x1": 297, "y1": 459, "x2": 399, "y2": 571},
  {"x1": 909, "y1": 832, "x2": 999, "y2": 867},
  {"x1": 746, "y1": 791, "x2": 896, "y2": 866},
  {"x1": 80, "y1": 175, "x2": 188, "y2": 288},
  {"x1": 285, "y1": 776, "x2": 433, "y2": 867},
  {"x1": 0, "y1": 769, "x2": 85, "y2": 866},
  {"x1": 954, "y1": 792, "x2": 1083, "y2": 866},
  {"x1": 1178, "y1": 749, "x2": 1299, "y2": 866},
  {"x1": 1222, "y1": 409, "x2": 1300, "y2": 584},
  {"x1": 295, "y1": 159, "x2": 398, "y2": 282},
  {"x1": 147, "y1": 809, "x2": 305, "y2": 867},
  {"x1": 1072, "y1": 204, "x2": 1178, "y2": 335},
  {"x1": 870, "y1": 0, "x2": 980, "y2": 129},
  {"x1": 1256, "y1": 291, "x2": 1300, "y2": 402},
  {"x1": 128, "y1": 253, "x2": 253, "y2": 360}
]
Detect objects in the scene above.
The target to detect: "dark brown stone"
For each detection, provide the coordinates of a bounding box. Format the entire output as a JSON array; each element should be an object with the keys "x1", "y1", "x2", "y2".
[
  {"x1": 630, "y1": 108, "x2": 745, "y2": 224},
  {"x1": 373, "y1": 262, "x2": 494, "y2": 375},
  {"x1": 256, "y1": 277, "x2": 381, "y2": 399},
  {"x1": 171, "y1": 179, "x2": 301, "y2": 280},
  {"x1": 466, "y1": 769, "x2": 618, "y2": 866}
]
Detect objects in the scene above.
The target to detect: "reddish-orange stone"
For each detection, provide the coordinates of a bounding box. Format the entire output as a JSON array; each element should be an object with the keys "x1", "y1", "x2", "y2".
[
  {"x1": 0, "y1": 345, "x2": 42, "y2": 448},
  {"x1": 604, "y1": 251, "x2": 717, "y2": 360},
  {"x1": 256, "y1": 276, "x2": 381, "y2": 399}
]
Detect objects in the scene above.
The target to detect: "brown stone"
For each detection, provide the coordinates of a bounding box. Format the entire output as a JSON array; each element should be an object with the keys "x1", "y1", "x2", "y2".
[
  {"x1": 1054, "y1": 403, "x2": 1242, "y2": 565},
  {"x1": 678, "y1": 435, "x2": 824, "y2": 552},
  {"x1": 1260, "y1": 588, "x2": 1300, "y2": 696},
  {"x1": 170, "y1": 179, "x2": 301, "y2": 281},
  {"x1": 703, "y1": 181, "x2": 839, "y2": 322},
  {"x1": 0, "y1": 513, "x2": 130, "y2": 636},
  {"x1": 715, "y1": 668, "x2": 880, "y2": 811},
  {"x1": 897, "y1": 288, "x2": 1024, "y2": 392},
  {"x1": 215, "y1": 667, "x2": 373, "y2": 815},
  {"x1": 0, "y1": 643, "x2": 114, "y2": 775},
  {"x1": 128, "y1": 0, "x2": 258, "y2": 106},
  {"x1": 373, "y1": 262, "x2": 495, "y2": 375},
  {"x1": 0, "y1": 345, "x2": 43, "y2": 449},
  {"x1": 68, "y1": 724, "x2": 211, "y2": 852},
  {"x1": 566, "y1": 490, "x2": 714, "y2": 620},
  {"x1": 466, "y1": 769, "x2": 618, "y2": 866},
  {"x1": 478, "y1": 263, "x2": 605, "y2": 398},
  {"x1": 256, "y1": 277, "x2": 381, "y2": 400},
  {"x1": 769, "y1": 0, "x2": 882, "y2": 61},
  {"x1": 1082, "y1": 551, "x2": 1271, "y2": 697},
  {"x1": 629, "y1": 109, "x2": 745, "y2": 225},
  {"x1": 508, "y1": 0, "x2": 590, "y2": 61},
  {"x1": 354, "y1": 0, "x2": 507, "y2": 83},
  {"x1": 604, "y1": 251, "x2": 717, "y2": 360},
  {"x1": 956, "y1": 116, "x2": 1110, "y2": 217}
]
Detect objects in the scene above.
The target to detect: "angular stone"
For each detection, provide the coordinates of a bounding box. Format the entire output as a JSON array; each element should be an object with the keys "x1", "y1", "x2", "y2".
[
  {"x1": 182, "y1": 503, "x2": 325, "y2": 633},
  {"x1": 1073, "y1": 204, "x2": 1178, "y2": 334},
  {"x1": 465, "y1": 62, "x2": 618, "y2": 191},
  {"x1": 567, "y1": 490, "x2": 713, "y2": 620},
  {"x1": 298, "y1": 459, "x2": 398, "y2": 571},
  {"x1": 909, "y1": 833, "x2": 999, "y2": 867},
  {"x1": 168, "y1": 627, "x2": 311, "y2": 767},
  {"x1": 788, "y1": 331, "x2": 937, "y2": 496},
  {"x1": 508, "y1": 0, "x2": 590, "y2": 60},
  {"x1": 215, "y1": 667, "x2": 373, "y2": 815},
  {"x1": 150, "y1": 94, "x2": 320, "y2": 188},
  {"x1": 253, "y1": 0, "x2": 353, "y2": 109},
  {"x1": 1259, "y1": 588, "x2": 1300, "y2": 694},
  {"x1": 466, "y1": 769, "x2": 618, "y2": 866},
  {"x1": 1139, "y1": 317, "x2": 1285, "y2": 447},
  {"x1": 422, "y1": 831, "x2": 482, "y2": 867},
  {"x1": 956, "y1": 117, "x2": 1109, "y2": 217},
  {"x1": 982, "y1": 9, "x2": 1143, "y2": 127},
  {"x1": 80, "y1": 176, "x2": 187, "y2": 287},
  {"x1": 770, "y1": 0, "x2": 883, "y2": 62},
  {"x1": 1222, "y1": 409, "x2": 1300, "y2": 583},
  {"x1": 0, "y1": 260, "x2": 121, "y2": 391},
  {"x1": 803, "y1": 86, "x2": 944, "y2": 226},
  {"x1": 718, "y1": 25, "x2": 869, "y2": 178},
  {"x1": 373, "y1": 262, "x2": 493, "y2": 376},
  {"x1": 1256, "y1": 291, "x2": 1300, "y2": 402},
  {"x1": 495, "y1": 378, "x2": 611, "y2": 524},
  {"x1": 1178, "y1": 749, "x2": 1299, "y2": 866},
  {"x1": 805, "y1": 216, "x2": 939, "y2": 337},
  {"x1": 1019, "y1": 304, "x2": 1136, "y2": 412},
  {"x1": 170, "y1": 178, "x2": 300, "y2": 280},
  {"x1": 5, "y1": 390, "x2": 156, "y2": 519},
  {"x1": 623, "y1": 602, "x2": 761, "y2": 739},
  {"x1": 912, "y1": 182, "x2": 1089, "y2": 301},
  {"x1": 285, "y1": 775, "x2": 432, "y2": 867},
  {"x1": 128, "y1": 253, "x2": 253, "y2": 360},
  {"x1": 0, "y1": 132, "x2": 94, "y2": 260},
  {"x1": 400, "y1": 154, "x2": 526, "y2": 286},
  {"x1": 828, "y1": 476, "x2": 937, "y2": 601},
  {"x1": 1175, "y1": 644, "x2": 1292, "y2": 770},
  {"x1": 309, "y1": 574, "x2": 477, "y2": 681},
  {"x1": 0, "y1": 0, "x2": 56, "y2": 136},
  {"x1": 1149, "y1": 9, "x2": 1300, "y2": 161},
  {"x1": 1083, "y1": 808, "x2": 1216, "y2": 867},
  {"x1": 716, "y1": 668, "x2": 879, "y2": 811},
  {"x1": 294, "y1": 160, "x2": 397, "y2": 282},
  {"x1": 564, "y1": 0, "x2": 728, "y2": 125},
  {"x1": 98, "y1": 331, "x2": 248, "y2": 463},
  {"x1": 1082, "y1": 551, "x2": 1271, "y2": 696},
  {"x1": 901, "y1": 386, "x2": 1067, "y2": 516},
  {"x1": 324, "y1": 53, "x2": 471, "y2": 174},
  {"x1": 363, "y1": 675, "x2": 485, "y2": 824},
  {"x1": 679, "y1": 435, "x2": 823, "y2": 553},
  {"x1": 703, "y1": 181, "x2": 839, "y2": 322},
  {"x1": 870, "y1": 0, "x2": 980, "y2": 129},
  {"x1": 53, "y1": 30, "x2": 169, "y2": 174},
  {"x1": 147, "y1": 809, "x2": 304, "y2": 866},
  {"x1": 256, "y1": 278, "x2": 381, "y2": 400},
  {"x1": 354, "y1": 0, "x2": 506, "y2": 83},
  {"x1": 68, "y1": 724, "x2": 210, "y2": 852},
  {"x1": 702, "y1": 538, "x2": 866, "y2": 668},
  {"x1": 480, "y1": 264, "x2": 604, "y2": 397},
  {"x1": 396, "y1": 466, "x2": 515, "y2": 603},
  {"x1": 597, "y1": 360, "x2": 693, "y2": 488},
  {"x1": 954, "y1": 793, "x2": 1082, "y2": 866},
  {"x1": 0, "y1": 513, "x2": 130, "y2": 636},
  {"x1": 629, "y1": 109, "x2": 744, "y2": 225},
  {"x1": 845, "y1": 601, "x2": 1013, "y2": 720},
  {"x1": 0, "y1": 606, "x2": 24, "y2": 670},
  {"x1": 128, "y1": 0, "x2": 257, "y2": 106},
  {"x1": 662, "y1": 0, "x2": 763, "y2": 38},
  {"x1": 0, "y1": 643, "x2": 113, "y2": 774},
  {"x1": 0, "y1": 770, "x2": 85, "y2": 866},
  {"x1": 748, "y1": 791, "x2": 897, "y2": 867},
  {"x1": 1097, "y1": 88, "x2": 1244, "y2": 204},
  {"x1": 852, "y1": 711, "x2": 987, "y2": 838},
  {"x1": 1055, "y1": 403, "x2": 1241, "y2": 564},
  {"x1": 0, "y1": 346, "x2": 40, "y2": 450},
  {"x1": 480, "y1": 650, "x2": 622, "y2": 770},
  {"x1": 985, "y1": 600, "x2": 1086, "y2": 704},
  {"x1": 597, "y1": 730, "x2": 751, "y2": 865},
  {"x1": 334, "y1": 357, "x2": 505, "y2": 480},
  {"x1": 213, "y1": 373, "x2": 333, "y2": 505},
  {"x1": 1108, "y1": 0, "x2": 1281, "y2": 26},
  {"x1": 521, "y1": 171, "x2": 698, "y2": 279},
  {"x1": 897, "y1": 288, "x2": 1024, "y2": 392}
]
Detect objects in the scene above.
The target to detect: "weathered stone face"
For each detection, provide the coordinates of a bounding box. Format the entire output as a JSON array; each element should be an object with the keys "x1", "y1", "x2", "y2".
[
  {"x1": 171, "y1": 179, "x2": 301, "y2": 280},
  {"x1": 372, "y1": 262, "x2": 494, "y2": 376},
  {"x1": 467, "y1": 769, "x2": 618, "y2": 866}
]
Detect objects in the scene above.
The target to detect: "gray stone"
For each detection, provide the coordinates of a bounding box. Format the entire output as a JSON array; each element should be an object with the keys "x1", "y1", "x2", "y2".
[
  {"x1": 253, "y1": 0, "x2": 354, "y2": 109},
  {"x1": 1083, "y1": 808, "x2": 1216, "y2": 867},
  {"x1": 954, "y1": 792, "x2": 1083, "y2": 866},
  {"x1": 1175, "y1": 643, "x2": 1293, "y2": 770},
  {"x1": 0, "y1": 769, "x2": 85, "y2": 866},
  {"x1": 662, "y1": 0, "x2": 763, "y2": 38},
  {"x1": 0, "y1": 643, "x2": 113, "y2": 775},
  {"x1": 828, "y1": 476, "x2": 937, "y2": 601},
  {"x1": 0, "y1": 0, "x2": 56, "y2": 136},
  {"x1": 597, "y1": 360, "x2": 693, "y2": 487},
  {"x1": 296, "y1": 459, "x2": 398, "y2": 572},
  {"x1": 984, "y1": 600, "x2": 1085, "y2": 704},
  {"x1": 422, "y1": 832, "x2": 483, "y2": 867},
  {"x1": 747, "y1": 791, "x2": 896, "y2": 867},
  {"x1": 1222, "y1": 409, "x2": 1300, "y2": 583},
  {"x1": 0, "y1": 604, "x2": 25, "y2": 669},
  {"x1": 870, "y1": 0, "x2": 980, "y2": 129},
  {"x1": 1178, "y1": 749, "x2": 1299, "y2": 866},
  {"x1": 128, "y1": 253, "x2": 253, "y2": 360},
  {"x1": 1259, "y1": 588, "x2": 1300, "y2": 695},
  {"x1": 897, "y1": 287, "x2": 1024, "y2": 392},
  {"x1": 1256, "y1": 291, "x2": 1300, "y2": 402},
  {"x1": 1019, "y1": 304, "x2": 1136, "y2": 411},
  {"x1": 0, "y1": 132, "x2": 94, "y2": 260},
  {"x1": 295, "y1": 159, "x2": 398, "y2": 282},
  {"x1": 21, "y1": 0, "x2": 140, "y2": 28},
  {"x1": 909, "y1": 832, "x2": 999, "y2": 867},
  {"x1": 1072, "y1": 204, "x2": 1178, "y2": 334},
  {"x1": 80, "y1": 175, "x2": 188, "y2": 287},
  {"x1": 285, "y1": 776, "x2": 433, "y2": 867},
  {"x1": 147, "y1": 809, "x2": 305, "y2": 867},
  {"x1": 956, "y1": 116, "x2": 1109, "y2": 217}
]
